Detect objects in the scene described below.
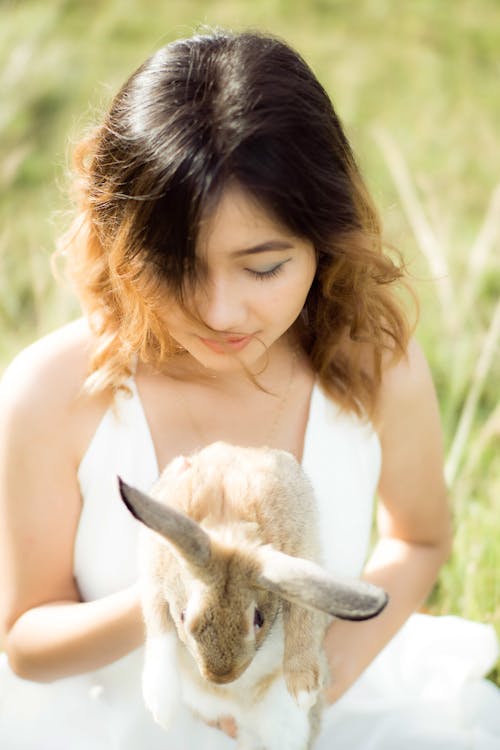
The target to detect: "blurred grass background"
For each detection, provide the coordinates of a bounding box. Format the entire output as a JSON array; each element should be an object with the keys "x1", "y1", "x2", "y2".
[{"x1": 1, "y1": 0, "x2": 499, "y2": 681}]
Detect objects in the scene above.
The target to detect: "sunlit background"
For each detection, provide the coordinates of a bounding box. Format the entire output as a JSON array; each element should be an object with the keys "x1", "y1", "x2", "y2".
[{"x1": 1, "y1": 0, "x2": 498, "y2": 681}]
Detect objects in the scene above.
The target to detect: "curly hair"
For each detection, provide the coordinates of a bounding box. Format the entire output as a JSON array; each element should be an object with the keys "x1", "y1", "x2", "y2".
[{"x1": 56, "y1": 28, "x2": 415, "y2": 417}]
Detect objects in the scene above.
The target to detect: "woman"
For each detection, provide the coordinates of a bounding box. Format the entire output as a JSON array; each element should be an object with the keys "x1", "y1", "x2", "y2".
[{"x1": 0, "y1": 29, "x2": 498, "y2": 749}]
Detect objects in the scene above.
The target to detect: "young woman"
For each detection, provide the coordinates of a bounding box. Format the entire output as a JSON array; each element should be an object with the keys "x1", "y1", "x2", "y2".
[{"x1": 0, "y1": 29, "x2": 498, "y2": 750}]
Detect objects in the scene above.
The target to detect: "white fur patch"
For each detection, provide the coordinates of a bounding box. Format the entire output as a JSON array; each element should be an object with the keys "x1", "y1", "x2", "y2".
[
  {"x1": 184, "y1": 579, "x2": 207, "y2": 630},
  {"x1": 296, "y1": 688, "x2": 318, "y2": 713},
  {"x1": 142, "y1": 632, "x2": 180, "y2": 729},
  {"x1": 247, "y1": 677, "x2": 311, "y2": 750}
]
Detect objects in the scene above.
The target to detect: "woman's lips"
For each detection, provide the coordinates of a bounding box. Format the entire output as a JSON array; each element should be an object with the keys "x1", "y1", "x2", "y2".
[{"x1": 199, "y1": 335, "x2": 253, "y2": 353}]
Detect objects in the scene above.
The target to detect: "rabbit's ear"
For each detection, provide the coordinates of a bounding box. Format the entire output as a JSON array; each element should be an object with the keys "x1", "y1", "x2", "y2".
[
  {"x1": 255, "y1": 548, "x2": 388, "y2": 621},
  {"x1": 118, "y1": 477, "x2": 211, "y2": 567}
]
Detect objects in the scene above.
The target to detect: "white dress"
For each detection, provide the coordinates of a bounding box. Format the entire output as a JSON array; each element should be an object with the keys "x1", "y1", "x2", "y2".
[{"x1": 1, "y1": 380, "x2": 499, "y2": 749}]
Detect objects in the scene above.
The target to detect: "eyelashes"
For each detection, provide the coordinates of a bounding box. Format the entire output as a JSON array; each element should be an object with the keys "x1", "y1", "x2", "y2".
[{"x1": 246, "y1": 259, "x2": 290, "y2": 281}]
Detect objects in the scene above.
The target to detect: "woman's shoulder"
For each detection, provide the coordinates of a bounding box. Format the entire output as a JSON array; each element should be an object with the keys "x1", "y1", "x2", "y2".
[
  {"x1": 375, "y1": 338, "x2": 438, "y2": 432},
  {"x1": 1, "y1": 317, "x2": 93, "y2": 407},
  {"x1": 0, "y1": 318, "x2": 111, "y2": 460}
]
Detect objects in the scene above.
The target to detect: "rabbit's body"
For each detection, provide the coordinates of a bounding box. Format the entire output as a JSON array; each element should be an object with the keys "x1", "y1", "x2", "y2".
[{"x1": 119, "y1": 442, "x2": 387, "y2": 750}]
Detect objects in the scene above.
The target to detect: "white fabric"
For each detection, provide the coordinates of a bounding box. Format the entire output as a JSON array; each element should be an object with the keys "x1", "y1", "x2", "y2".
[{"x1": 1, "y1": 380, "x2": 498, "y2": 749}]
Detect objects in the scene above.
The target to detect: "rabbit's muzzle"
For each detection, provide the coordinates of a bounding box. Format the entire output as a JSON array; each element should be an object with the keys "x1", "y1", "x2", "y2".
[{"x1": 202, "y1": 656, "x2": 253, "y2": 684}]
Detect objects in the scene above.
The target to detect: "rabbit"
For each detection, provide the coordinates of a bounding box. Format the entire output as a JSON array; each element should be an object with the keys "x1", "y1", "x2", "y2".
[{"x1": 118, "y1": 441, "x2": 388, "y2": 750}]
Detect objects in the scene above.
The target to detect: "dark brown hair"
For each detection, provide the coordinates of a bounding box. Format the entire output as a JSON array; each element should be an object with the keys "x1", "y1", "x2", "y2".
[{"x1": 58, "y1": 28, "x2": 414, "y2": 415}]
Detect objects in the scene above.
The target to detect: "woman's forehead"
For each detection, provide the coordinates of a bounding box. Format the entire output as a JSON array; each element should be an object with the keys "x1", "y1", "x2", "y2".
[{"x1": 195, "y1": 183, "x2": 297, "y2": 261}]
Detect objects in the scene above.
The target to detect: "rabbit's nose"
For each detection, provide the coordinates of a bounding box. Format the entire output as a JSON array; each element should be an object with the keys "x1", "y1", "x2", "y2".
[
  {"x1": 204, "y1": 656, "x2": 252, "y2": 684},
  {"x1": 206, "y1": 670, "x2": 237, "y2": 684}
]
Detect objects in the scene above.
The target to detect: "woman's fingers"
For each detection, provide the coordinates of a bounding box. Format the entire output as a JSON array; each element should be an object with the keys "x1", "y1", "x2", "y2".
[
  {"x1": 218, "y1": 717, "x2": 237, "y2": 737},
  {"x1": 207, "y1": 716, "x2": 238, "y2": 738}
]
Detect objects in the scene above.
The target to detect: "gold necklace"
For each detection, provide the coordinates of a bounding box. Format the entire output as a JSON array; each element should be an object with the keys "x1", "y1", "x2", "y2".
[{"x1": 176, "y1": 350, "x2": 297, "y2": 449}]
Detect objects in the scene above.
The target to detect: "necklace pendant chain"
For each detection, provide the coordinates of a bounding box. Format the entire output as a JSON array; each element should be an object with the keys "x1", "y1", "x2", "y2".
[{"x1": 177, "y1": 349, "x2": 297, "y2": 449}]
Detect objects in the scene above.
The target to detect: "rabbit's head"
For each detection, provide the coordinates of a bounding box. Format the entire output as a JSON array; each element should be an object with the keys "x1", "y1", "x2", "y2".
[{"x1": 167, "y1": 539, "x2": 281, "y2": 683}]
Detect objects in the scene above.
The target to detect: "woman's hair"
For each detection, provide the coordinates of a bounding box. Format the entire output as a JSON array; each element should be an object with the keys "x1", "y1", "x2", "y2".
[{"x1": 57, "y1": 28, "x2": 415, "y2": 417}]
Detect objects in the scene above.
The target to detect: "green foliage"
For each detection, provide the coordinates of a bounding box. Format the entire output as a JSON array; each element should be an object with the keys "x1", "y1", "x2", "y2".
[{"x1": 1, "y1": 0, "x2": 498, "y2": 679}]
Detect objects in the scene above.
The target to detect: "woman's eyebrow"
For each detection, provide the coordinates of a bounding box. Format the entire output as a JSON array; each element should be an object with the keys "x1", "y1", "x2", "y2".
[{"x1": 232, "y1": 240, "x2": 294, "y2": 257}]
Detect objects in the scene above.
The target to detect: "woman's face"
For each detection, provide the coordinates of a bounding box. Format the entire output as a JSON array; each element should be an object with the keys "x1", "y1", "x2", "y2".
[{"x1": 163, "y1": 183, "x2": 317, "y2": 372}]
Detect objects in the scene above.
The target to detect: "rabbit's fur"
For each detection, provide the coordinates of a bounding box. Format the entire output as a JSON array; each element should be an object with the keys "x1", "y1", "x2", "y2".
[{"x1": 119, "y1": 441, "x2": 387, "y2": 750}]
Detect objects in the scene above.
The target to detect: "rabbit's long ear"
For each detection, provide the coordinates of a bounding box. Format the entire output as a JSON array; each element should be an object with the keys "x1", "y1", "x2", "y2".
[
  {"x1": 255, "y1": 548, "x2": 388, "y2": 621},
  {"x1": 118, "y1": 477, "x2": 211, "y2": 567}
]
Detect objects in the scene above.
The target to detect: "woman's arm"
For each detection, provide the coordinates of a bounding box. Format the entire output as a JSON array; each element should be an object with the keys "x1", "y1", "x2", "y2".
[
  {"x1": 5, "y1": 589, "x2": 144, "y2": 683},
  {"x1": 324, "y1": 338, "x2": 452, "y2": 703},
  {"x1": 0, "y1": 323, "x2": 144, "y2": 683}
]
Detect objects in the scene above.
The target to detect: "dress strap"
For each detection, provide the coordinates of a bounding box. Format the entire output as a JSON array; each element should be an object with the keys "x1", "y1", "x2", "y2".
[{"x1": 301, "y1": 384, "x2": 381, "y2": 577}]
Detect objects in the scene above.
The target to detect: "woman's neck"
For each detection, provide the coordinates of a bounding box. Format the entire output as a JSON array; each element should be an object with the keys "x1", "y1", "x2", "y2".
[{"x1": 153, "y1": 333, "x2": 302, "y2": 395}]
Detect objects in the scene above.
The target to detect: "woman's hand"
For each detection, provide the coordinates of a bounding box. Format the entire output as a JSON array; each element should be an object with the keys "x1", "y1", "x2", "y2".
[{"x1": 208, "y1": 716, "x2": 238, "y2": 738}]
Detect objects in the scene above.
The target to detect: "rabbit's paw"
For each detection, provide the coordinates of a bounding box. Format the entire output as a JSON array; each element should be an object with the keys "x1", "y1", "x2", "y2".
[
  {"x1": 142, "y1": 634, "x2": 180, "y2": 729},
  {"x1": 285, "y1": 664, "x2": 321, "y2": 710},
  {"x1": 143, "y1": 681, "x2": 178, "y2": 729},
  {"x1": 295, "y1": 689, "x2": 318, "y2": 713}
]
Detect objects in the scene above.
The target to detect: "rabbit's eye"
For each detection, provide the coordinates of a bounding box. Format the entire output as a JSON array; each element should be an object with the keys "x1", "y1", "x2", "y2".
[
  {"x1": 180, "y1": 609, "x2": 186, "y2": 623},
  {"x1": 253, "y1": 608, "x2": 264, "y2": 630}
]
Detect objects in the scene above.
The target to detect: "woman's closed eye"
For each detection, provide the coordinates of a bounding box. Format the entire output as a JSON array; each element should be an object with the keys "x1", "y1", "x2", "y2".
[{"x1": 245, "y1": 259, "x2": 290, "y2": 280}]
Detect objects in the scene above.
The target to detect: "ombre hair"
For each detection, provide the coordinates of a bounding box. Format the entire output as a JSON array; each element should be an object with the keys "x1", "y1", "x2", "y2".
[{"x1": 57, "y1": 28, "x2": 415, "y2": 417}]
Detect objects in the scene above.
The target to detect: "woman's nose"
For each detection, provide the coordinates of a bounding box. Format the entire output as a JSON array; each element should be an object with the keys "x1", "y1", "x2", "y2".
[{"x1": 197, "y1": 277, "x2": 247, "y2": 332}]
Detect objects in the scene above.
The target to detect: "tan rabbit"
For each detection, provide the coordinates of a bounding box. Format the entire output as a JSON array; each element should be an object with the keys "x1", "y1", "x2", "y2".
[{"x1": 119, "y1": 441, "x2": 387, "y2": 750}]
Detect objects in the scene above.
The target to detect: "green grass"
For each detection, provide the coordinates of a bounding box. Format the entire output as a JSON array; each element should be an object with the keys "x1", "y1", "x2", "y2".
[{"x1": 1, "y1": 0, "x2": 499, "y2": 681}]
